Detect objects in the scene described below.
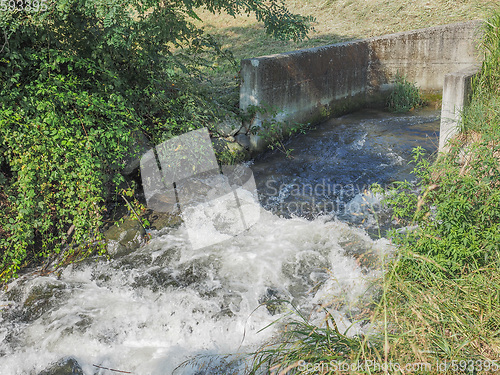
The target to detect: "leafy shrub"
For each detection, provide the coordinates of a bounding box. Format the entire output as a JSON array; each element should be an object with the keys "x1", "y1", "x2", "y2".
[
  {"x1": 0, "y1": 0, "x2": 313, "y2": 281},
  {"x1": 0, "y1": 64, "x2": 138, "y2": 279},
  {"x1": 384, "y1": 143, "x2": 500, "y2": 277}
]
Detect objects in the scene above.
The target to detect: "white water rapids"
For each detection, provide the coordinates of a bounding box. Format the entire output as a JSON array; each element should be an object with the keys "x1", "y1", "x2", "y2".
[{"x1": 0, "y1": 212, "x2": 390, "y2": 374}]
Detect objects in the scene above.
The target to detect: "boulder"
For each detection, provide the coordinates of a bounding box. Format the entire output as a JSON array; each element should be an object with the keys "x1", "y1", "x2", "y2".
[
  {"x1": 234, "y1": 134, "x2": 251, "y2": 149},
  {"x1": 104, "y1": 216, "x2": 146, "y2": 258},
  {"x1": 215, "y1": 115, "x2": 243, "y2": 137},
  {"x1": 211, "y1": 138, "x2": 250, "y2": 162},
  {"x1": 38, "y1": 357, "x2": 83, "y2": 375},
  {"x1": 145, "y1": 211, "x2": 182, "y2": 231}
]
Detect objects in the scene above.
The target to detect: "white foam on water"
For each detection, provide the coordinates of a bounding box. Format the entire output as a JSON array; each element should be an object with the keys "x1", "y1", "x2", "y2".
[
  {"x1": 0, "y1": 210, "x2": 392, "y2": 375},
  {"x1": 349, "y1": 132, "x2": 367, "y2": 150}
]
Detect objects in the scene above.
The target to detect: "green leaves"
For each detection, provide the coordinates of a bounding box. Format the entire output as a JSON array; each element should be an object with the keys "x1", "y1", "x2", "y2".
[
  {"x1": 0, "y1": 53, "x2": 139, "y2": 280},
  {"x1": 0, "y1": 0, "x2": 312, "y2": 281},
  {"x1": 386, "y1": 141, "x2": 500, "y2": 278}
]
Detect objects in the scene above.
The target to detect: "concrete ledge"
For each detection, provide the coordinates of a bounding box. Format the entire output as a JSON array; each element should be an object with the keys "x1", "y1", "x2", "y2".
[
  {"x1": 439, "y1": 66, "x2": 481, "y2": 152},
  {"x1": 239, "y1": 20, "x2": 483, "y2": 152}
]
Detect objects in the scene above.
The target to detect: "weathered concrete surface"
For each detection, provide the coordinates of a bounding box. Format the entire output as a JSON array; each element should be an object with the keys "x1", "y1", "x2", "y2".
[
  {"x1": 240, "y1": 20, "x2": 483, "y2": 147},
  {"x1": 439, "y1": 66, "x2": 481, "y2": 152},
  {"x1": 240, "y1": 40, "x2": 370, "y2": 130},
  {"x1": 368, "y1": 21, "x2": 481, "y2": 92}
]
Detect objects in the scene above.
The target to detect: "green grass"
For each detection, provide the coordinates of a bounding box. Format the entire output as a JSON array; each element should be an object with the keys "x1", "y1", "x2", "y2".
[
  {"x1": 382, "y1": 266, "x2": 500, "y2": 369},
  {"x1": 387, "y1": 74, "x2": 423, "y2": 113},
  {"x1": 462, "y1": 12, "x2": 500, "y2": 140}
]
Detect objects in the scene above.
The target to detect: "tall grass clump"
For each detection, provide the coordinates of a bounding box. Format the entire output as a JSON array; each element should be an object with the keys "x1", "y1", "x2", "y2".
[
  {"x1": 386, "y1": 74, "x2": 423, "y2": 113},
  {"x1": 248, "y1": 306, "x2": 380, "y2": 375},
  {"x1": 379, "y1": 265, "x2": 500, "y2": 370},
  {"x1": 462, "y1": 12, "x2": 500, "y2": 139}
]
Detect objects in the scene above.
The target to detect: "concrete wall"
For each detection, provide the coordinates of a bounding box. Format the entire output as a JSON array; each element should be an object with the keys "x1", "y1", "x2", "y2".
[
  {"x1": 240, "y1": 20, "x2": 483, "y2": 148},
  {"x1": 439, "y1": 66, "x2": 481, "y2": 152}
]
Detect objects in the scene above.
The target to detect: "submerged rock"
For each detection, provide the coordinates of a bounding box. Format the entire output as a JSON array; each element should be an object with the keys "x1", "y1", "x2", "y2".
[
  {"x1": 104, "y1": 216, "x2": 146, "y2": 258},
  {"x1": 259, "y1": 287, "x2": 286, "y2": 315},
  {"x1": 234, "y1": 133, "x2": 251, "y2": 149},
  {"x1": 38, "y1": 357, "x2": 83, "y2": 375},
  {"x1": 21, "y1": 283, "x2": 67, "y2": 323},
  {"x1": 145, "y1": 211, "x2": 182, "y2": 231}
]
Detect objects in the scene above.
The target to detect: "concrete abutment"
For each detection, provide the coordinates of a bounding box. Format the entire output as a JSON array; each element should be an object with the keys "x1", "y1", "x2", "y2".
[{"x1": 237, "y1": 20, "x2": 483, "y2": 154}]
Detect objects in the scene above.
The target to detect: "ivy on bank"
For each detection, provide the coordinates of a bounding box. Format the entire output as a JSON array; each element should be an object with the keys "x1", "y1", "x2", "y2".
[{"x1": 0, "y1": 0, "x2": 313, "y2": 282}]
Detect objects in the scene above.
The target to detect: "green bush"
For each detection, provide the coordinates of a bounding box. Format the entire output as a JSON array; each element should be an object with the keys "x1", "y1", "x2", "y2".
[
  {"x1": 0, "y1": 0, "x2": 313, "y2": 281},
  {"x1": 386, "y1": 145, "x2": 500, "y2": 277}
]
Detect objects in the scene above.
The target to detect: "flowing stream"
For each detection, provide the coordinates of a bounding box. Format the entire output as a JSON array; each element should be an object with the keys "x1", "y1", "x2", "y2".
[{"x1": 0, "y1": 109, "x2": 439, "y2": 375}]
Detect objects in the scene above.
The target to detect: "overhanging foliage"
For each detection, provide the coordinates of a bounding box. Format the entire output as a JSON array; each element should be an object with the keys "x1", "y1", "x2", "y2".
[{"x1": 0, "y1": 0, "x2": 313, "y2": 281}]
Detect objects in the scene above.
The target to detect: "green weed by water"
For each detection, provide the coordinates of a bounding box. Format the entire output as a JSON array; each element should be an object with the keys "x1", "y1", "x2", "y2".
[
  {"x1": 245, "y1": 104, "x2": 309, "y2": 158},
  {"x1": 248, "y1": 303, "x2": 382, "y2": 375},
  {"x1": 387, "y1": 74, "x2": 423, "y2": 113},
  {"x1": 461, "y1": 12, "x2": 500, "y2": 139}
]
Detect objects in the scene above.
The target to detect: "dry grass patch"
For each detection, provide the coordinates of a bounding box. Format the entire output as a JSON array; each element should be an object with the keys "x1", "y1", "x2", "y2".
[{"x1": 194, "y1": 0, "x2": 497, "y2": 60}]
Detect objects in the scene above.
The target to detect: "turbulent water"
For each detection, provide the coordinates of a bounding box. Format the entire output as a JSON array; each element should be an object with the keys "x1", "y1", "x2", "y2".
[
  {"x1": 0, "y1": 109, "x2": 439, "y2": 375},
  {"x1": 253, "y1": 108, "x2": 440, "y2": 228}
]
